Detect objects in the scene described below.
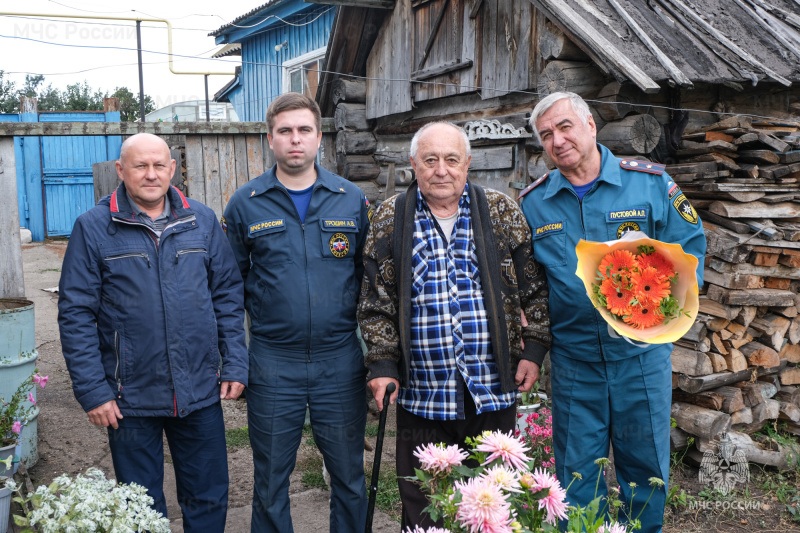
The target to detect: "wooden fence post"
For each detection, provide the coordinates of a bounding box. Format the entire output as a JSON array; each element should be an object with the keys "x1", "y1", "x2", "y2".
[{"x1": 0, "y1": 137, "x2": 25, "y2": 298}]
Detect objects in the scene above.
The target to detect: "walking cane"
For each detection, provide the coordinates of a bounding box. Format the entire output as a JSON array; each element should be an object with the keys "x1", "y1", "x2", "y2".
[{"x1": 365, "y1": 382, "x2": 396, "y2": 533}]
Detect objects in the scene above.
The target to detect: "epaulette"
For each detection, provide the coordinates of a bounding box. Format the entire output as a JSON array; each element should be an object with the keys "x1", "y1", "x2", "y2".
[
  {"x1": 619, "y1": 159, "x2": 665, "y2": 175},
  {"x1": 518, "y1": 173, "x2": 549, "y2": 200}
]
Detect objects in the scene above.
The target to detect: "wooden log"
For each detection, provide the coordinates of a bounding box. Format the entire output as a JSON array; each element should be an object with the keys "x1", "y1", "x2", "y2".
[
  {"x1": 335, "y1": 154, "x2": 380, "y2": 181},
  {"x1": 683, "y1": 320, "x2": 708, "y2": 342},
  {"x1": 537, "y1": 61, "x2": 605, "y2": 98},
  {"x1": 780, "y1": 343, "x2": 800, "y2": 363},
  {"x1": 709, "y1": 201, "x2": 800, "y2": 219},
  {"x1": 775, "y1": 385, "x2": 800, "y2": 406},
  {"x1": 735, "y1": 381, "x2": 778, "y2": 407},
  {"x1": 596, "y1": 114, "x2": 661, "y2": 155},
  {"x1": 779, "y1": 402, "x2": 800, "y2": 422},
  {"x1": 730, "y1": 407, "x2": 753, "y2": 425},
  {"x1": 377, "y1": 166, "x2": 413, "y2": 186},
  {"x1": 708, "y1": 352, "x2": 728, "y2": 372},
  {"x1": 728, "y1": 333, "x2": 754, "y2": 350},
  {"x1": 334, "y1": 103, "x2": 372, "y2": 131},
  {"x1": 696, "y1": 431, "x2": 790, "y2": 469},
  {"x1": 671, "y1": 402, "x2": 731, "y2": 440},
  {"x1": 736, "y1": 306, "x2": 758, "y2": 328},
  {"x1": 335, "y1": 131, "x2": 377, "y2": 155},
  {"x1": 726, "y1": 322, "x2": 748, "y2": 339},
  {"x1": 699, "y1": 296, "x2": 741, "y2": 319},
  {"x1": 710, "y1": 332, "x2": 729, "y2": 355},
  {"x1": 712, "y1": 386, "x2": 746, "y2": 413},
  {"x1": 703, "y1": 269, "x2": 763, "y2": 290},
  {"x1": 538, "y1": 22, "x2": 588, "y2": 60},
  {"x1": 737, "y1": 149, "x2": 780, "y2": 164},
  {"x1": 671, "y1": 346, "x2": 714, "y2": 376},
  {"x1": 672, "y1": 390, "x2": 724, "y2": 410},
  {"x1": 677, "y1": 362, "x2": 785, "y2": 393},
  {"x1": 792, "y1": 317, "x2": 800, "y2": 345},
  {"x1": 706, "y1": 317, "x2": 731, "y2": 332},
  {"x1": 331, "y1": 78, "x2": 367, "y2": 105},
  {"x1": 722, "y1": 348, "x2": 748, "y2": 372},
  {"x1": 739, "y1": 341, "x2": 781, "y2": 368},
  {"x1": 707, "y1": 285, "x2": 797, "y2": 307},
  {"x1": 670, "y1": 426, "x2": 690, "y2": 452},
  {"x1": 594, "y1": 81, "x2": 648, "y2": 122},
  {"x1": 780, "y1": 366, "x2": 800, "y2": 386}
]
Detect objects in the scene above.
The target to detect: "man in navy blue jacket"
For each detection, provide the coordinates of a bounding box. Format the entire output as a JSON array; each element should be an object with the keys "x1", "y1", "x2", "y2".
[
  {"x1": 223, "y1": 93, "x2": 371, "y2": 533},
  {"x1": 58, "y1": 133, "x2": 248, "y2": 532}
]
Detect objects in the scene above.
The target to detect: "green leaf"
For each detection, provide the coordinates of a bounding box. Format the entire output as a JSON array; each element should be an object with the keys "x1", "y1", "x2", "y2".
[
  {"x1": 13, "y1": 515, "x2": 29, "y2": 526},
  {"x1": 453, "y1": 464, "x2": 478, "y2": 477}
]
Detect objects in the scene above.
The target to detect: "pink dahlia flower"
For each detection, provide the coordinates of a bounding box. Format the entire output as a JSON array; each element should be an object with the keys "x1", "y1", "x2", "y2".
[
  {"x1": 481, "y1": 464, "x2": 521, "y2": 493},
  {"x1": 475, "y1": 431, "x2": 530, "y2": 470},
  {"x1": 599, "y1": 522, "x2": 627, "y2": 533},
  {"x1": 413, "y1": 443, "x2": 468, "y2": 475},
  {"x1": 529, "y1": 468, "x2": 568, "y2": 525},
  {"x1": 455, "y1": 476, "x2": 514, "y2": 533},
  {"x1": 405, "y1": 527, "x2": 452, "y2": 533}
]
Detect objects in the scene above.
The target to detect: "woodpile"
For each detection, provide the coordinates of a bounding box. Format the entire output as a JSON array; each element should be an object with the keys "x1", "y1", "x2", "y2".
[{"x1": 667, "y1": 114, "x2": 800, "y2": 469}]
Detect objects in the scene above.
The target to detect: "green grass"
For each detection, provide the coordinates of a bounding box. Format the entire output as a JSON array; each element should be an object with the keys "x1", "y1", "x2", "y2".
[
  {"x1": 225, "y1": 426, "x2": 251, "y2": 448},
  {"x1": 39, "y1": 268, "x2": 61, "y2": 273},
  {"x1": 366, "y1": 465, "x2": 402, "y2": 523},
  {"x1": 300, "y1": 455, "x2": 328, "y2": 490},
  {"x1": 365, "y1": 423, "x2": 396, "y2": 438}
]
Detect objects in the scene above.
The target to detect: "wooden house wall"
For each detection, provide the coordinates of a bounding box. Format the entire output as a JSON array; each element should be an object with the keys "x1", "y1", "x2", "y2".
[{"x1": 237, "y1": 6, "x2": 334, "y2": 122}]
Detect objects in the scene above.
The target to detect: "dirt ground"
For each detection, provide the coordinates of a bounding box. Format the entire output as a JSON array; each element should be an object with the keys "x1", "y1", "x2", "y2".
[{"x1": 13, "y1": 241, "x2": 800, "y2": 532}]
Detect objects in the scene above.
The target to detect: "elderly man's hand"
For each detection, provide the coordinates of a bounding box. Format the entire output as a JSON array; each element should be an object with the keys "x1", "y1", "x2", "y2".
[
  {"x1": 87, "y1": 400, "x2": 123, "y2": 429},
  {"x1": 367, "y1": 378, "x2": 399, "y2": 412},
  {"x1": 220, "y1": 381, "x2": 245, "y2": 400},
  {"x1": 515, "y1": 360, "x2": 540, "y2": 392}
]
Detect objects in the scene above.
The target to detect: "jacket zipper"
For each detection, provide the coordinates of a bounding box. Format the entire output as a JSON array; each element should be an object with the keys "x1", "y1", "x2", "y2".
[
  {"x1": 114, "y1": 331, "x2": 123, "y2": 397},
  {"x1": 174, "y1": 248, "x2": 206, "y2": 263},
  {"x1": 104, "y1": 252, "x2": 151, "y2": 267}
]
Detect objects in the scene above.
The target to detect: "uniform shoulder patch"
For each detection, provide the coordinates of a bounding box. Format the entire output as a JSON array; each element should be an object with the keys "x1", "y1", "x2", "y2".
[
  {"x1": 518, "y1": 173, "x2": 549, "y2": 200},
  {"x1": 364, "y1": 196, "x2": 374, "y2": 222},
  {"x1": 619, "y1": 159, "x2": 665, "y2": 175}
]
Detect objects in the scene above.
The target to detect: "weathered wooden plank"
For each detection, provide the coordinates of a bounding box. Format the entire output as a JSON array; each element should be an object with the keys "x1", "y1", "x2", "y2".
[
  {"x1": 184, "y1": 135, "x2": 205, "y2": 204},
  {"x1": 709, "y1": 201, "x2": 800, "y2": 219},
  {"x1": 93, "y1": 160, "x2": 118, "y2": 204},
  {"x1": 0, "y1": 138, "x2": 24, "y2": 298},
  {"x1": 532, "y1": 0, "x2": 661, "y2": 93},
  {"x1": 201, "y1": 136, "x2": 222, "y2": 217},
  {"x1": 707, "y1": 284, "x2": 797, "y2": 307},
  {"x1": 233, "y1": 135, "x2": 249, "y2": 189},
  {"x1": 470, "y1": 145, "x2": 514, "y2": 170},
  {"x1": 671, "y1": 402, "x2": 731, "y2": 440},
  {"x1": 671, "y1": 346, "x2": 713, "y2": 376},
  {"x1": 0, "y1": 122, "x2": 271, "y2": 136},
  {"x1": 218, "y1": 135, "x2": 236, "y2": 213}
]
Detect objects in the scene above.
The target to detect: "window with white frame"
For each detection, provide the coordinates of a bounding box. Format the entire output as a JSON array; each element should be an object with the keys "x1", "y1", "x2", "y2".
[{"x1": 282, "y1": 47, "x2": 326, "y2": 99}]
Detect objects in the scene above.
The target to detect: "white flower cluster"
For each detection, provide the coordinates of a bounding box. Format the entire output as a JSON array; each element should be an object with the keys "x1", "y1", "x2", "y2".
[{"x1": 5, "y1": 467, "x2": 170, "y2": 532}]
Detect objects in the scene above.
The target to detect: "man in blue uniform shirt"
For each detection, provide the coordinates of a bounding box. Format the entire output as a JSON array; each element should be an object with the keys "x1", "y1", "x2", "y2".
[
  {"x1": 519, "y1": 92, "x2": 706, "y2": 533},
  {"x1": 223, "y1": 93, "x2": 371, "y2": 533}
]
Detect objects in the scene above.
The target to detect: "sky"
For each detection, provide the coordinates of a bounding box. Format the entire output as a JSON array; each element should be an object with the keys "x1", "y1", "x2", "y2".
[{"x1": 0, "y1": 0, "x2": 264, "y2": 110}]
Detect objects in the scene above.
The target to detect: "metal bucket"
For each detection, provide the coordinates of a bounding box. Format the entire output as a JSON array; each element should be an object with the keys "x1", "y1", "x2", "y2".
[{"x1": 0, "y1": 299, "x2": 39, "y2": 468}]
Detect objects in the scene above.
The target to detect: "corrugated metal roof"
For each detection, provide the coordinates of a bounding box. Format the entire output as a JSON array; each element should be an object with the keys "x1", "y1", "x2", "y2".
[{"x1": 209, "y1": 0, "x2": 289, "y2": 37}]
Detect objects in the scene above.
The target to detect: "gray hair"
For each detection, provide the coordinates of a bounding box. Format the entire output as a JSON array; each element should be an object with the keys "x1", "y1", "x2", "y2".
[
  {"x1": 409, "y1": 121, "x2": 471, "y2": 160},
  {"x1": 529, "y1": 92, "x2": 593, "y2": 143}
]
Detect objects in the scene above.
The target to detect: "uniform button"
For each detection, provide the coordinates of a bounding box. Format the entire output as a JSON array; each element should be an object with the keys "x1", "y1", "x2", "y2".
[{"x1": 180, "y1": 409, "x2": 186, "y2": 415}]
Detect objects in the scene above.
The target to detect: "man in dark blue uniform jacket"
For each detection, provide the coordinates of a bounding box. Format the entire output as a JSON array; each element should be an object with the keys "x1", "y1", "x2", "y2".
[
  {"x1": 58, "y1": 133, "x2": 248, "y2": 532},
  {"x1": 519, "y1": 92, "x2": 706, "y2": 533},
  {"x1": 223, "y1": 93, "x2": 371, "y2": 533}
]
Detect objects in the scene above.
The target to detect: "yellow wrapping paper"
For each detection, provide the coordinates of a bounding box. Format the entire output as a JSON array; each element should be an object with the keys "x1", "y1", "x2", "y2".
[{"x1": 575, "y1": 231, "x2": 699, "y2": 344}]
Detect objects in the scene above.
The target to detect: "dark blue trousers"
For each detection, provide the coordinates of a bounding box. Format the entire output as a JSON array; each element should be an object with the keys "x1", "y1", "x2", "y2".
[
  {"x1": 247, "y1": 344, "x2": 368, "y2": 533},
  {"x1": 107, "y1": 402, "x2": 229, "y2": 533},
  {"x1": 551, "y1": 347, "x2": 671, "y2": 533}
]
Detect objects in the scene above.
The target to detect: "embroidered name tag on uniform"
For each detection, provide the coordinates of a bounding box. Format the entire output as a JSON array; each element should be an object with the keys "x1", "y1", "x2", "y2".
[
  {"x1": 249, "y1": 219, "x2": 285, "y2": 235},
  {"x1": 606, "y1": 208, "x2": 647, "y2": 221},
  {"x1": 534, "y1": 222, "x2": 563, "y2": 236},
  {"x1": 321, "y1": 218, "x2": 357, "y2": 230}
]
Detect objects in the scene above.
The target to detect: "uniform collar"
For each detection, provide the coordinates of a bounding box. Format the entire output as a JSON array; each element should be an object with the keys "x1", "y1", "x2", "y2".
[
  {"x1": 247, "y1": 163, "x2": 346, "y2": 198},
  {"x1": 541, "y1": 143, "x2": 620, "y2": 200}
]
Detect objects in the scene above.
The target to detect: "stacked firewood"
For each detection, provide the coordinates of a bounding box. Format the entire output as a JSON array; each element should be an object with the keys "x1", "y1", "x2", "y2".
[{"x1": 665, "y1": 115, "x2": 800, "y2": 468}]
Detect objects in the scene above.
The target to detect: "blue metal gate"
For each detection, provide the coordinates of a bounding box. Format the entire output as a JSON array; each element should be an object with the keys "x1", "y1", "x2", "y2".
[{"x1": 3, "y1": 109, "x2": 121, "y2": 240}]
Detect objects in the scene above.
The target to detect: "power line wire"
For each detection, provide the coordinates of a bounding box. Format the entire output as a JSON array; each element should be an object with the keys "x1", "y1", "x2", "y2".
[{"x1": 0, "y1": 14, "x2": 216, "y2": 31}]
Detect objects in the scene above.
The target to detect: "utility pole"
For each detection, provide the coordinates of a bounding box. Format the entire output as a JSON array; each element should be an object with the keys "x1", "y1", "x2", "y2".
[{"x1": 136, "y1": 21, "x2": 146, "y2": 122}]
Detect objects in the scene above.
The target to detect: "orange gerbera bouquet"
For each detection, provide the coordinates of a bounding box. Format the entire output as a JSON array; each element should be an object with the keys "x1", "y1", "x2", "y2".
[{"x1": 575, "y1": 232, "x2": 699, "y2": 344}]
